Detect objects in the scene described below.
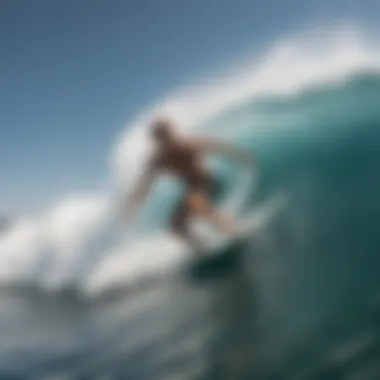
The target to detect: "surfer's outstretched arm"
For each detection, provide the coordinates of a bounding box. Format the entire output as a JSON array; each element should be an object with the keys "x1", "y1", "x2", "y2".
[
  {"x1": 125, "y1": 161, "x2": 157, "y2": 222},
  {"x1": 194, "y1": 138, "x2": 256, "y2": 168}
]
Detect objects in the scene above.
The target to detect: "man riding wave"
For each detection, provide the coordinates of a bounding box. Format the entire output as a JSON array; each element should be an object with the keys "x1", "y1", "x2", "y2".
[{"x1": 125, "y1": 117, "x2": 256, "y2": 254}]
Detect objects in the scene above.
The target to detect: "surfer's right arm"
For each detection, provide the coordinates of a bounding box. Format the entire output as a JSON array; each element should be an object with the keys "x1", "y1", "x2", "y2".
[
  {"x1": 194, "y1": 138, "x2": 256, "y2": 168},
  {"x1": 125, "y1": 158, "x2": 158, "y2": 222}
]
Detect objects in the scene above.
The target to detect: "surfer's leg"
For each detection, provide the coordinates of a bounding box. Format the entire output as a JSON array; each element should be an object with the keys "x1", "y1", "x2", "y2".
[
  {"x1": 188, "y1": 191, "x2": 238, "y2": 236},
  {"x1": 209, "y1": 208, "x2": 238, "y2": 236},
  {"x1": 170, "y1": 197, "x2": 208, "y2": 255}
]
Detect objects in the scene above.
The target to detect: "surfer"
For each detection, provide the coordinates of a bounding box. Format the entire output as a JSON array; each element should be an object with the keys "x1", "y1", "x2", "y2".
[{"x1": 125, "y1": 117, "x2": 255, "y2": 254}]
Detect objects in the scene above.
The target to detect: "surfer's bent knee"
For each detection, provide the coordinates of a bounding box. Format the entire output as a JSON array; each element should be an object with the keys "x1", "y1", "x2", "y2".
[{"x1": 187, "y1": 192, "x2": 213, "y2": 216}]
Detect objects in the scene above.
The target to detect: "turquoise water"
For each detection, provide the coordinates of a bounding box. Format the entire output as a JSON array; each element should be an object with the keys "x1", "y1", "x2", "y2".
[{"x1": 1, "y1": 72, "x2": 380, "y2": 379}]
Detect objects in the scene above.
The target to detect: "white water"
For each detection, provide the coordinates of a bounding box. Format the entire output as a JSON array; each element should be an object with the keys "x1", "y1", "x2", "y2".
[{"x1": 1, "y1": 23, "x2": 380, "y2": 295}]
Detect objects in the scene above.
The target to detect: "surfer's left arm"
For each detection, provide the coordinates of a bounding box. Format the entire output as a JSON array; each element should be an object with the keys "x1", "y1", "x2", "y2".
[
  {"x1": 124, "y1": 159, "x2": 157, "y2": 222},
  {"x1": 195, "y1": 138, "x2": 256, "y2": 168}
]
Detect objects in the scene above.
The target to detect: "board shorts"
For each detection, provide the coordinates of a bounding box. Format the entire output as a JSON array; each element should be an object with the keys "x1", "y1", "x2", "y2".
[
  {"x1": 170, "y1": 174, "x2": 227, "y2": 222},
  {"x1": 186, "y1": 174, "x2": 226, "y2": 203}
]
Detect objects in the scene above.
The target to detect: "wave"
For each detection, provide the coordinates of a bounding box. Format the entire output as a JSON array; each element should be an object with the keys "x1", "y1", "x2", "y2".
[{"x1": 1, "y1": 23, "x2": 380, "y2": 296}]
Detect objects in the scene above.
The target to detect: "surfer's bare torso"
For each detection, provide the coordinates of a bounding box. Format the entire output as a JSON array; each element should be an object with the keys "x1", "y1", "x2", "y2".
[{"x1": 152, "y1": 139, "x2": 212, "y2": 191}]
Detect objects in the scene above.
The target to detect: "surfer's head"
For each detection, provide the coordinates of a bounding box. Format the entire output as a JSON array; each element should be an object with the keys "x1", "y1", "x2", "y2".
[{"x1": 150, "y1": 117, "x2": 177, "y2": 145}]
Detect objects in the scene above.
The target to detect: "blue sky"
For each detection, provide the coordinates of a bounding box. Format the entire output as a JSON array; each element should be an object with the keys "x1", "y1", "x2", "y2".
[{"x1": 1, "y1": 0, "x2": 378, "y2": 216}]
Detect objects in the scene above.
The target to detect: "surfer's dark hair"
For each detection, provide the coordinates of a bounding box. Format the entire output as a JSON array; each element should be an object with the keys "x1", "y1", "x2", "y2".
[{"x1": 150, "y1": 117, "x2": 175, "y2": 139}]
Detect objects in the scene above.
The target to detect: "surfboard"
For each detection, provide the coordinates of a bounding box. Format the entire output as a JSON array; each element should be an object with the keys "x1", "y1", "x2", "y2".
[{"x1": 187, "y1": 195, "x2": 284, "y2": 280}]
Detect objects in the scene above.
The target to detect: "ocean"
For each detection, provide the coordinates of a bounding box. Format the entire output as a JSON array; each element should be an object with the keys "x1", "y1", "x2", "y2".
[{"x1": 1, "y1": 26, "x2": 380, "y2": 379}]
